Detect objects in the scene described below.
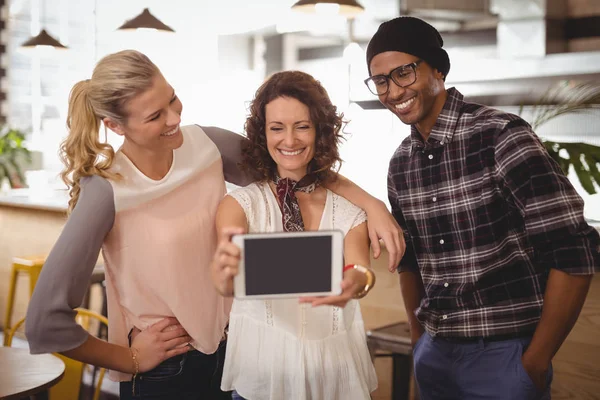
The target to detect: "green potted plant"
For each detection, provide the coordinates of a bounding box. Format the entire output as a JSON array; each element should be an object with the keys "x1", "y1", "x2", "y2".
[
  {"x1": 522, "y1": 81, "x2": 600, "y2": 194},
  {"x1": 0, "y1": 127, "x2": 31, "y2": 189}
]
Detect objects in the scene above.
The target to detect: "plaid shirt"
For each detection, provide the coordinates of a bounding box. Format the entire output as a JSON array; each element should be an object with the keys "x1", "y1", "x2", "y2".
[{"x1": 389, "y1": 88, "x2": 600, "y2": 338}]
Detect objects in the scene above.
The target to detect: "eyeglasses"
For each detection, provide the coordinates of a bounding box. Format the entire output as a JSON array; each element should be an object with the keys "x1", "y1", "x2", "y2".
[{"x1": 364, "y1": 59, "x2": 423, "y2": 96}]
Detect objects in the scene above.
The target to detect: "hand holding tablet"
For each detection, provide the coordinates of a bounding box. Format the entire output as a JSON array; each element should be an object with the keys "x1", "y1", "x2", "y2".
[
  {"x1": 211, "y1": 226, "x2": 245, "y2": 297},
  {"x1": 299, "y1": 264, "x2": 375, "y2": 307}
]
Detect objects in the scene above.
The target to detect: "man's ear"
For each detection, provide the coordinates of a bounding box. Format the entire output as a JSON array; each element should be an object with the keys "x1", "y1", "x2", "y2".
[
  {"x1": 434, "y1": 68, "x2": 445, "y2": 81},
  {"x1": 103, "y1": 118, "x2": 125, "y2": 136}
]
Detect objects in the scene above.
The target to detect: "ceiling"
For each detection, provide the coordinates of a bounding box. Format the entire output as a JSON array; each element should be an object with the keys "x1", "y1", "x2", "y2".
[{"x1": 213, "y1": 0, "x2": 600, "y2": 107}]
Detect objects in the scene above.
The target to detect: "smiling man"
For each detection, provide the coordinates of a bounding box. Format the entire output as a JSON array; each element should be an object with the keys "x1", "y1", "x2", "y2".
[{"x1": 365, "y1": 16, "x2": 600, "y2": 400}]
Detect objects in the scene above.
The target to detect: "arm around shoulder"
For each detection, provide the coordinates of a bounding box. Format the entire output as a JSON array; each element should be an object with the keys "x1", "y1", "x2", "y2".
[
  {"x1": 326, "y1": 174, "x2": 405, "y2": 271},
  {"x1": 201, "y1": 125, "x2": 254, "y2": 187}
]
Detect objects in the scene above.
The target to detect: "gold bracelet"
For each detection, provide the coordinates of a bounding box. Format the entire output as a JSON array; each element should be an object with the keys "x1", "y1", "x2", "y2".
[
  {"x1": 129, "y1": 347, "x2": 139, "y2": 396},
  {"x1": 352, "y1": 265, "x2": 375, "y2": 299}
]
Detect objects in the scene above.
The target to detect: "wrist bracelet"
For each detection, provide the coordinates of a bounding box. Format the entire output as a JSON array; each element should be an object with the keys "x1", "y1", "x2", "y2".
[
  {"x1": 129, "y1": 347, "x2": 139, "y2": 395},
  {"x1": 347, "y1": 264, "x2": 375, "y2": 299},
  {"x1": 343, "y1": 264, "x2": 354, "y2": 272}
]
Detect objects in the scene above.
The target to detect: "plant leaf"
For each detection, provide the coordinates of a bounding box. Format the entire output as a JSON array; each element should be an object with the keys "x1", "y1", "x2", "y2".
[
  {"x1": 585, "y1": 153, "x2": 600, "y2": 190},
  {"x1": 7, "y1": 158, "x2": 26, "y2": 187},
  {"x1": 520, "y1": 81, "x2": 600, "y2": 195},
  {"x1": 571, "y1": 153, "x2": 596, "y2": 194},
  {"x1": 0, "y1": 163, "x2": 13, "y2": 189}
]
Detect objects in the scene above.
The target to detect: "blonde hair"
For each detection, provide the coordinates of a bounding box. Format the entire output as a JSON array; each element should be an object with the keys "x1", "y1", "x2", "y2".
[{"x1": 61, "y1": 50, "x2": 161, "y2": 213}]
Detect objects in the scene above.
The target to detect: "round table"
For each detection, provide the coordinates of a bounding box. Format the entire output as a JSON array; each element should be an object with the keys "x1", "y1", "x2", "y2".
[{"x1": 0, "y1": 347, "x2": 65, "y2": 400}]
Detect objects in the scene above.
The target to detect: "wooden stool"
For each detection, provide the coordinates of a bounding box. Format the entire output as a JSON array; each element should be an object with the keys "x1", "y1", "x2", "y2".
[
  {"x1": 367, "y1": 321, "x2": 417, "y2": 400},
  {"x1": 3, "y1": 256, "x2": 46, "y2": 345},
  {"x1": 81, "y1": 265, "x2": 106, "y2": 313},
  {"x1": 81, "y1": 265, "x2": 107, "y2": 396}
]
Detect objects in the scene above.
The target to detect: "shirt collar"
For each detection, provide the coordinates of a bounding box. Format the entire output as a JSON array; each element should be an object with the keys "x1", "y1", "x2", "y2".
[{"x1": 409, "y1": 87, "x2": 464, "y2": 156}]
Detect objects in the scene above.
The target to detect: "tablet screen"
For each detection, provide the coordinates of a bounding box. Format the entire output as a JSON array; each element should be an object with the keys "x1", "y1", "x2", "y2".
[{"x1": 244, "y1": 235, "x2": 332, "y2": 296}]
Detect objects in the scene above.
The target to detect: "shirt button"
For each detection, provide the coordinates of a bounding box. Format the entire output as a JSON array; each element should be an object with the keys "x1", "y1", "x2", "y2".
[
  {"x1": 442, "y1": 315, "x2": 448, "y2": 320},
  {"x1": 428, "y1": 154, "x2": 433, "y2": 160},
  {"x1": 444, "y1": 282, "x2": 449, "y2": 287},
  {"x1": 439, "y1": 239, "x2": 445, "y2": 244},
  {"x1": 432, "y1": 196, "x2": 437, "y2": 202}
]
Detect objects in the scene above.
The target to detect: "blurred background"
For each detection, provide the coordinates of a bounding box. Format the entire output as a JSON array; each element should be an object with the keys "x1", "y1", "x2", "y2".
[
  {"x1": 1, "y1": 0, "x2": 599, "y2": 213},
  {"x1": 0, "y1": 1, "x2": 599, "y2": 399}
]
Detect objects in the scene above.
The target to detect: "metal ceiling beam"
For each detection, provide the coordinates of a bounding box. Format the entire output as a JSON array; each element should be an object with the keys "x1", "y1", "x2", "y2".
[{"x1": 401, "y1": 0, "x2": 492, "y2": 22}]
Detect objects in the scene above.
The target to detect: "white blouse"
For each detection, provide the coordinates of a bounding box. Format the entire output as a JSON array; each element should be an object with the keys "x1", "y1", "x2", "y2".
[{"x1": 221, "y1": 182, "x2": 378, "y2": 400}]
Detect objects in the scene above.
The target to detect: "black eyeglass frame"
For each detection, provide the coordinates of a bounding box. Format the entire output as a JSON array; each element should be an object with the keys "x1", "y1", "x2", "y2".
[{"x1": 364, "y1": 59, "x2": 424, "y2": 96}]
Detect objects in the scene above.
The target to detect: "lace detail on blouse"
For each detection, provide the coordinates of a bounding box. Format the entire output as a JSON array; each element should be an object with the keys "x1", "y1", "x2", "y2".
[
  {"x1": 332, "y1": 193, "x2": 338, "y2": 229},
  {"x1": 257, "y1": 183, "x2": 272, "y2": 230},
  {"x1": 300, "y1": 304, "x2": 308, "y2": 337},
  {"x1": 331, "y1": 194, "x2": 341, "y2": 334},
  {"x1": 351, "y1": 210, "x2": 368, "y2": 230},
  {"x1": 331, "y1": 193, "x2": 367, "y2": 232},
  {"x1": 332, "y1": 306, "x2": 341, "y2": 334},
  {"x1": 265, "y1": 300, "x2": 274, "y2": 327},
  {"x1": 227, "y1": 189, "x2": 253, "y2": 228}
]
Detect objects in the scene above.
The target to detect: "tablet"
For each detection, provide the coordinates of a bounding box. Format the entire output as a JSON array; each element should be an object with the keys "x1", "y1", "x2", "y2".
[{"x1": 232, "y1": 230, "x2": 344, "y2": 299}]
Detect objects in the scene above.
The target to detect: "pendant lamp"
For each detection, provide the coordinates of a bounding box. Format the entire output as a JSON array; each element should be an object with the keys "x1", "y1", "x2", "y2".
[
  {"x1": 117, "y1": 8, "x2": 174, "y2": 32},
  {"x1": 21, "y1": 29, "x2": 67, "y2": 49},
  {"x1": 291, "y1": 0, "x2": 365, "y2": 18}
]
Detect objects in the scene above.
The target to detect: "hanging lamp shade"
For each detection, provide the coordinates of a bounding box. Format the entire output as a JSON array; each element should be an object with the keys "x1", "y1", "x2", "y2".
[
  {"x1": 117, "y1": 8, "x2": 174, "y2": 32},
  {"x1": 291, "y1": 0, "x2": 365, "y2": 18},
  {"x1": 21, "y1": 29, "x2": 67, "y2": 49}
]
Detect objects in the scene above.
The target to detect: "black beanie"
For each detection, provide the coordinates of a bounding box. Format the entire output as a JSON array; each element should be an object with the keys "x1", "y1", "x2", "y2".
[{"x1": 366, "y1": 16, "x2": 450, "y2": 78}]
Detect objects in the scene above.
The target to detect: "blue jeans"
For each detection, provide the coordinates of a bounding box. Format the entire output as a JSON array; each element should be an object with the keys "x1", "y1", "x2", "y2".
[
  {"x1": 231, "y1": 391, "x2": 246, "y2": 400},
  {"x1": 119, "y1": 341, "x2": 231, "y2": 399},
  {"x1": 413, "y1": 332, "x2": 553, "y2": 400}
]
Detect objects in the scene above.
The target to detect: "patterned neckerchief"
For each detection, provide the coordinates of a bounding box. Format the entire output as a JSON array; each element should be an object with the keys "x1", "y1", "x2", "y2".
[{"x1": 273, "y1": 174, "x2": 317, "y2": 232}]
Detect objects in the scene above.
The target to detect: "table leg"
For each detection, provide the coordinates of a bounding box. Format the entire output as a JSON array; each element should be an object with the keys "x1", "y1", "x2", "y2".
[
  {"x1": 392, "y1": 354, "x2": 412, "y2": 400},
  {"x1": 367, "y1": 341, "x2": 379, "y2": 362}
]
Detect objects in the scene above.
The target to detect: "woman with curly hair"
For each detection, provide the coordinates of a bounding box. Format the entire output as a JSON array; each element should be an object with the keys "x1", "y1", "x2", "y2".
[{"x1": 211, "y1": 70, "x2": 378, "y2": 400}]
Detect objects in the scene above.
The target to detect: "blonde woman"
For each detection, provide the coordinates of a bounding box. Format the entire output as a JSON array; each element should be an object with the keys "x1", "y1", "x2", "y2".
[{"x1": 26, "y1": 50, "x2": 403, "y2": 399}]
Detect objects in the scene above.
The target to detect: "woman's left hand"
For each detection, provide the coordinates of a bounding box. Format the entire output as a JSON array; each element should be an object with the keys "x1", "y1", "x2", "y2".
[
  {"x1": 365, "y1": 199, "x2": 406, "y2": 272},
  {"x1": 299, "y1": 268, "x2": 365, "y2": 308}
]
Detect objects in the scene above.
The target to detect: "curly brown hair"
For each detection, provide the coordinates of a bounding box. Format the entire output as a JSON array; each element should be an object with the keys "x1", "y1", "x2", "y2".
[{"x1": 242, "y1": 70, "x2": 344, "y2": 185}]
